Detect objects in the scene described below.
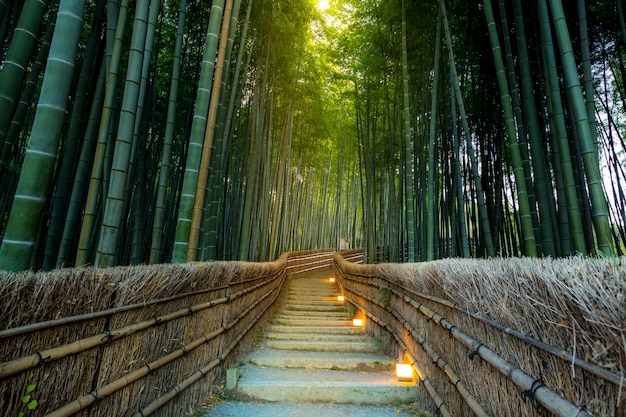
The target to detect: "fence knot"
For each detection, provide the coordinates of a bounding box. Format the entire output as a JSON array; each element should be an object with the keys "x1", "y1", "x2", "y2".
[
  {"x1": 102, "y1": 330, "x2": 113, "y2": 346},
  {"x1": 522, "y1": 379, "x2": 545, "y2": 409},
  {"x1": 435, "y1": 406, "x2": 442, "y2": 415},
  {"x1": 468, "y1": 343, "x2": 483, "y2": 360},
  {"x1": 447, "y1": 325, "x2": 456, "y2": 338},
  {"x1": 35, "y1": 351, "x2": 49, "y2": 366}
]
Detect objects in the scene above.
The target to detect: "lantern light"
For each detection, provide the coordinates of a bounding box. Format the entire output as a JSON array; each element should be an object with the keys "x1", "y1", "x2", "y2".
[
  {"x1": 329, "y1": 277, "x2": 335, "y2": 283},
  {"x1": 352, "y1": 318, "x2": 363, "y2": 327},
  {"x1": 395, "y1": 363, "x2": 413, "y2": 380},
  {"x1": 337, "y1": 295, "x2": 345, "y2": 301}
]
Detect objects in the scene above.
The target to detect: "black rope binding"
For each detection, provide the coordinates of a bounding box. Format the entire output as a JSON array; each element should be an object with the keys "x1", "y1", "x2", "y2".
[
  {"x1": 454, "y1": 378, "x2": 463, "y2": 390},
  {"x1": 468, "y1": 343, "x2": 483, "y2": 360},
  {"x1": 102, "y1": 330, "x2": 113, "y2": 346},
  {"x1": 447, "y1": 325, "x2": 456, "y2": 338},
  {"x1": 435, "y1": 406, "x2": 442, "y2": 415},
  {"x1": 522, "y1": 379, "x2": 545, "y2": 410},
  {"x1": 36, "y1": 351, "x2": 47, "y2": 366}
]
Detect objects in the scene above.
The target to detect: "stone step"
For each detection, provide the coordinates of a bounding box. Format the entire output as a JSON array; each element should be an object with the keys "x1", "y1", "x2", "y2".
[
  {"x1": 288, "y1": 288, "x2": 338, "y2": 295},
  {"x1": 265, "y1": 324, "x2": 364, "y2": 335},
  {"x1": 266, "y1": 339, "x2": 378, "y2": 353},
  {"x1": 277, "y1": 310, "x2": 350, "y2": 318},
  {"x1": 272, "y1": 317, "x2": 353, "y2": 327},
  {"x1": 247, "y1": 349, "x2": 395, "y2": 371},
  {"x1": 288, "y1": 282, "x2": 335, "y2": 288},
  {"x1": 236, "y1": 366, "x2": 420, "y2": 405},
  {"x1": 289, "y1": 295, "x2": 345, "y2": 305},
  {"x1": 201, "y1": 401, "x2": 418, "y2": 417},
  {"x1": 263, "y1": 332, "x2": 371, "y2": 343},
  {"x1": 283, "y1": 303, "x2": 345, "y2": 312},
  {"x1": 287, "y1": 293, "x2": 339, "y2": 299}
]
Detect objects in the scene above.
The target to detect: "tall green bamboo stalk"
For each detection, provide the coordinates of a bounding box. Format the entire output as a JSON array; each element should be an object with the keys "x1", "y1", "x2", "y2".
[
  {"x1": 0, "y1": 0, "x2": 49, "y2": 154},
  {"x1": 483, "y1": 0, "x2": 537, "y2": 256},
  {"x1": 512, "y1": 0, "x2": 556, "y2": 257},
  {"x1": 426, "y1": 11, "x2": 442, "y2": 261},
  {"x1": 76, "y1": 0, "x2": 130, "y2": 267},
  {"x1": 188, "y1": 0, "x2": 234, "y2": 262},
  {"x1": 440, "y1": 0, "x2": 495, "y2": 257},
  {"x1": 149, "y1": 0, "x2": 188, "y2": 264},
  {"x1": 401, "y1": 0, "x2": 416, "y2": 262},
  {"x1": 0, "y1": 0, "x2": 86, "y2": 271},
  {"x1": 548, "y1": 0, "x2": 614, "y2": 256},
  {"x1": 95, "y1": 0, "x2": 150, "y2": 268},
  {"x1": 537, "y1": 0, "x2": 586, "y2": 255},
  {"x1": 171, "y1": 0, "x2": 226, "y2": 263}
]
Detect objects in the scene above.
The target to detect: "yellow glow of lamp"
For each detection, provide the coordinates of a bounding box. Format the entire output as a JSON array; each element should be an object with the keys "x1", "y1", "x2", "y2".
[
  {"x1": 337, "y1": 295, "x2": 345, "y2": 301},
  {"x1": 352, "y1": 318, "x2": 363, "y2": 327},
  {"x1": 395, "y1": 363, "x2": 413, "y2": 380},
  {"x1": 329, "y1": 277, "x2": 335, "y2": 283}
]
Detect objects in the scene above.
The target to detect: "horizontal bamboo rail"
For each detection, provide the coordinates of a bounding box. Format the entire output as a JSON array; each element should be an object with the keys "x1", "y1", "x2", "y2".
[
  {"x1": 394, "y1": 287, "x2": 626, "y2": 387},
  {"x1": 333, "y1": 253, "x2": 599, "y2": 417},
  {"x1": 0, "y1": 286, "x2": 228, "y2": 339},
  {"x1": 1, "y1": 250, "x2": 332, "y2": 416},
  {"x1": 285, "y1": 248, "x2": 334, "y2": 274},
  {"x1": 132, "y1": 273, "x2": 283, "y2": 417},
  {"x1": 337, "y1": 278, "x2": 488, "y2": 417},
  {"x1": 348, "y1": 298, "x2": 452, "y2": 417},
  {"x1": 47, "y1": 272, "x2": 283, "y2": 417}
]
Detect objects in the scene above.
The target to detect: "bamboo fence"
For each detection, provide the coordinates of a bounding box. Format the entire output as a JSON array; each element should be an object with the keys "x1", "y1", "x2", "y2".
[
  {"x1": 334, "y1": 253, "x2": 625, "y2": 417},
  {"x1": 0, "y1": 250, "x2": 330, "y2": 417}
]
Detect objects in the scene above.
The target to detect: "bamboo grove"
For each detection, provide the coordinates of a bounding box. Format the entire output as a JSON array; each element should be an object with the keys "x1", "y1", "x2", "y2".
[
  {"x1": 330, "y1": 0, "x2": 626, "y2": 262},
  {"x1": 1, "y1": 0, "x2": 626, "y2": 272}
]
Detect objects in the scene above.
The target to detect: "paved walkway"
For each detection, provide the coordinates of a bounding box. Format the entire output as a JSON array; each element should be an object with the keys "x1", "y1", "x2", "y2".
[{"x1": 202, "y1": 268, "x2": 422, "y2": 416}]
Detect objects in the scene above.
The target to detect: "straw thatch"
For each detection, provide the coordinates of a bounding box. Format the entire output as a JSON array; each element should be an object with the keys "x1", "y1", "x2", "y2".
[
  {"x1": 1, "y1": 251, "x2": 325, "y2": 417},
  {"x1": 334, "y1": 254, "x2": 625, "y2": 417}
]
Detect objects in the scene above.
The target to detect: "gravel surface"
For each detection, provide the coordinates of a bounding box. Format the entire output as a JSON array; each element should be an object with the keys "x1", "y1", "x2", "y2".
[{"x1": 200, "y1": 401, "x2": 421, "y2": 416}]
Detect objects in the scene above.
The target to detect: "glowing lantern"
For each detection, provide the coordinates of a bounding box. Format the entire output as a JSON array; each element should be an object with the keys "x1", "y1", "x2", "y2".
[
  {"x1": 352, "y1": 318, "x2": 363, "y2": 327},
  {"x1": 329, "y1": 277, "x2": 335, "y2": 283},
  {"x1": 337, "y1": 295, "x2": 345, "y2": 301},
  {"x1": 395, "y1": 363, "x2": 413, "y2": 380}
]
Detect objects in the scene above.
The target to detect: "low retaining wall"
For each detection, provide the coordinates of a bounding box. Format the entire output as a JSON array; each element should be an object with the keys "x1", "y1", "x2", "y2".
[
  {"x1": 0, "y1": 250, "x2": 330, "y2": 417},
  {"x1": 334, "y1": 253, "x2": 625, "y2": 417}
]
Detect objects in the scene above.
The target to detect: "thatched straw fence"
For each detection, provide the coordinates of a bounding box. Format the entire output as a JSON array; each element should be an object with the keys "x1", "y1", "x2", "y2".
[
  {"x1": 334, "y1": 252, "x2": 625, "y2": 417},
  {"x1": 0, "y1": 249, "x2": 334, "y2": 417}
]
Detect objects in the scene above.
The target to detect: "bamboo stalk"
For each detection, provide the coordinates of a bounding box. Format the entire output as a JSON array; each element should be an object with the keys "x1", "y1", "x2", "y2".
[
  {"x1": 335, "y1": 256, "x2": 595, "y2": 417},
  {"x1": 337, "y1": 253, "x2": 626, "y2": 388},
  {"x1": 133, "y1": 270, "x2": 286, "y2": 416},
  {"x1": 394, "y1": 286, "x2": 626, "y2": 387},
  {"x1": 0, "y1": 287, "x2": 227, "y2": 339},
  {"x1": 0, "y1": 295, "x2": 232, "y2": 378},
  {"x1": 404, "y1": 292, "x2": 593, "y2": 417},
  {"x1": 47, "y1": 268, "x2": 287, "y2": 416},
  {"x1": 344, "y1": 289, "x2": 489, "y2": 417},
  {"x1": 345, "y1": 297, "x2": 453, "y2": 417},
  {"x1": 45, "y1": 328, "x2": 225, "y2": 417}
]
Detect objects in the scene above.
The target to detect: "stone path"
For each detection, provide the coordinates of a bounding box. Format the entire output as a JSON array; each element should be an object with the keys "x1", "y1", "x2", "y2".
[{"x1": 202, "y1": 268, "x2": 422, "y2": 416}]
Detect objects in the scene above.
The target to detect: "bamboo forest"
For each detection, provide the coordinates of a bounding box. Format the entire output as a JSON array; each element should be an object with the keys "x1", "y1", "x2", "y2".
[{"x1": 1, "y1": 0, "x2": 626, "y2": 272}]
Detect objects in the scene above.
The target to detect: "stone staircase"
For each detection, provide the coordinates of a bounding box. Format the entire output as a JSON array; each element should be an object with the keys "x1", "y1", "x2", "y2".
[{"x1": 232, "y1": 269, "x2": 420, "y2": 406}]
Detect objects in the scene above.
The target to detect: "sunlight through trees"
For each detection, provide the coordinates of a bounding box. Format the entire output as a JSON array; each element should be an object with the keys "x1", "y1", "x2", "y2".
[{"x1": 1, "y1": 0, "x2": 626, "y2": 271}]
